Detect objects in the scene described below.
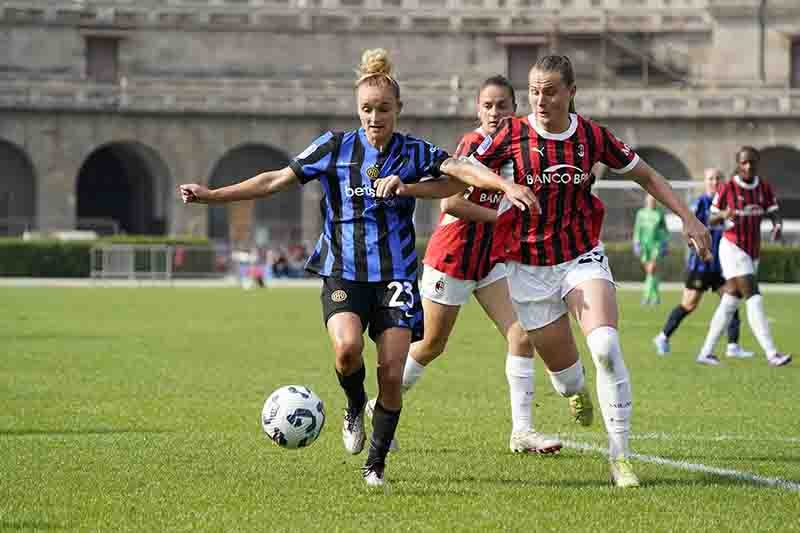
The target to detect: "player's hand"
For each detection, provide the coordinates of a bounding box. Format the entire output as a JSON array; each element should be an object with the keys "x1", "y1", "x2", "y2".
[
  {"x1": 503, "y1": 183, "x2": 540, "y2": 213},
  {"x1": 373, "y1": 175, "x2": 402, "y2": 198},
  {"x1": 683, "y1": 215, "x2": 713, "y2": 262},
  {"x1": 721, "y1": 208, "x2": 736, "y2": 221},
  {"x1": 179, "y1": 184, "x2": 211, "y2": 204},
  {"x1": 771, "y1": 223, "x2": 783, "y2": 242}
]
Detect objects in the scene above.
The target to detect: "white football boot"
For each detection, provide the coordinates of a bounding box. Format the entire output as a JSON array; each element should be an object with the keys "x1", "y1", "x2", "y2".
[
  {"x1": 342, "y1": 405, "x2": 366, "y2": 455},
  {"x1": 509, "y1": 430, "x2": 562, "y2": 454}
]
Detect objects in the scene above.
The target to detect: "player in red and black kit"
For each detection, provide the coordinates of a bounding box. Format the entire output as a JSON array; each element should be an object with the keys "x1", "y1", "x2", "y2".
[
  {"x1": 697, "y1": 146, "x2": 791, "y2": 367},
  {"x1": 470, "y1": 55, "x2": 711, "y2": 487},
  {"x1": 367, "y1": 76, "x2": 563, "y2": 454}
]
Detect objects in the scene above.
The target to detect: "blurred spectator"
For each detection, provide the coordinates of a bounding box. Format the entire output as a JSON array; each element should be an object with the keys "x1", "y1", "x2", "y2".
[
  {"x1": 272, "y1": 252, "x2": 290, "y2": 278},
  {"x1": 287, "y1": 244, "x2": 307, "y2": 278}
]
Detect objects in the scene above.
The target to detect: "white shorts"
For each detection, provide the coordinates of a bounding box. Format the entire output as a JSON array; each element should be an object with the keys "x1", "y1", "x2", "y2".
[
  {"x1": 420, "y1": 263, "x2": 507, "y2": 306},
  {"x1": 718, "y1": 238, "x2": 759, "y2": 280},
  {"x1": 507, "y1": 245, "x2": 615, "y2": 331}
]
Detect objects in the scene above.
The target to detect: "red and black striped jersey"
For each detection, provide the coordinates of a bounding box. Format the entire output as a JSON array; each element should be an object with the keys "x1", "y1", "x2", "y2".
[
  {"x1": 711, "y1": 175, "x2": 778, "y2": 259},
  {"x1": 424, "y1": 128, "x2": 510, "y2": 281},
  {"x1": 470, "y1": 113, "x2": 637, "y2": 266}
]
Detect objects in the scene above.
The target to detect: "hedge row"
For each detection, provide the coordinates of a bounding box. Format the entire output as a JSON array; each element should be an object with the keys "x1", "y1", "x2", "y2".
[
  {"x1": 414, "y1": 241, "x2": 800, "y2": 283},
  {"x1": 2, "y1": 238, "x2": 800, "y2": 281},
  {"x1": 0, "y1": 237, "x2": 212, "y2": 278}
]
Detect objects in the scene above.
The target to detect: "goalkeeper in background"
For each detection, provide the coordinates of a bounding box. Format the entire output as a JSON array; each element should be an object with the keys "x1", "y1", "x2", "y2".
[{"x1": 633, "y1": 194, "x2": 669, "y2": 304}]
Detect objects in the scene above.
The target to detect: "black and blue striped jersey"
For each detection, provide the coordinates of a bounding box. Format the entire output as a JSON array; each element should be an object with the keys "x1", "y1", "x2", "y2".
[
  {"x1": 290, "y1": 128, "x2": 449, "y2": 282},
  {"x1": 687, "y1": 193, "x2": 723, "y2": 273}
]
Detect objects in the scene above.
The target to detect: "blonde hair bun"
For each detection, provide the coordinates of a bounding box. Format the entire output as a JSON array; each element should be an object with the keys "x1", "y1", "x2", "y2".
[{"x1": 359, "y1": 48, "x2": 393, "y2": 78}]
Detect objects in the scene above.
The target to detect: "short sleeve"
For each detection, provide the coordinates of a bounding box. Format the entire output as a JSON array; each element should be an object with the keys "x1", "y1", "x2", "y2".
[
  {"x1": 600, "y1": 126, "x2": 640, "y2": 174},
  {"x1": 453, "y1": 133, "x2": 484, "y2": 159},
  {"x1": 468, "y1": 119, "x2": 513, "y2": 170},
  {"x1": 289, "y1": 131, "x2": 338, "y2": 184},
  {"x1": 405, "y1": 136, "x2": 450, "y2": 183},
  {"x1": 711, "y1": 184, "x2": 728, "y2": 212}
]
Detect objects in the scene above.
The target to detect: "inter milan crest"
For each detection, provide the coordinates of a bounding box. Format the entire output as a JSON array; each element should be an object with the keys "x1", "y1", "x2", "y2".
[
  {"x1": 366, "y1": 164, "x2": 381, "y2": 179},
  {"x1": 331, "y1": 289, "x2": 348, "y2": 303}
]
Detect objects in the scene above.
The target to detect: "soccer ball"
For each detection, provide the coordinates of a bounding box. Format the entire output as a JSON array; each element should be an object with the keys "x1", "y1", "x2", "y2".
[{"x1": 261, "y1": 385, "x2": 326, "y2": 449}]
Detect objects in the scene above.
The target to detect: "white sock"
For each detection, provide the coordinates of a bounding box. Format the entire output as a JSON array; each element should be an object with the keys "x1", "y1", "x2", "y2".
[
  {"x1": 745, "y1": 295, "x2": 778, "y2": 358},
  {"x1": 699, "y1": 293, "x2": 740, "y2": 357},
  {"x1": 586, "y1": 327, "x2": 632, "y2": 460},
  {"x1": 547, "y1": 359, "x2": 585, "y2": 397},
  {"x1": 656, "y1": 332, "x2": 667, "y2": 341},
  {"x1": 505, "y1": 354, "x2": 534, "y2": 433},
  {"x1": 401, "y1": 355, "x2": 426, "y2": 393}
]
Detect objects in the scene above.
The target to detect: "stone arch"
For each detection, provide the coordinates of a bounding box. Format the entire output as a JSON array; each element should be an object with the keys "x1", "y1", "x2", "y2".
[
  {"x1": 76, "y1": 142, "x2": 172, "y2": 235},
  {"x1": 597, "y1": 146, "x2": 692, "y2": 241},
  {"x1": 207, "y1": 143, "x2": 297, "y2": 246},
  {"x1": 0, "y1": 139, "x2": 36, "y2": 236},
  {"x1": 759, "y1": 145, "x2": 800, "y2": 218},
  {"x1": 635, "y1": 146, "x2": 692, "y2": 180}
]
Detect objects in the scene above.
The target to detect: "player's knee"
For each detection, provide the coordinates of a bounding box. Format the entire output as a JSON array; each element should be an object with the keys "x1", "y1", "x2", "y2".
[
  {"x1": 548, "y1": 360, "x2": 584, "y2": 397},
  {"x1": 683, "y1": 301, "x2": 698, "y2": 313},
  {"x1": 586, "y1": 326, "x2": 620, "y2": 370},
  {"x1": 332, "y1": 337, "x2": 364, "y2": 369},
  {"x1": 506, "y1": 322, "x2": 532, "y2": 356},
  {"x1": 415, "y1": 335, "x2": 448, "y2": 362},
  {"x1": 720, "y1": 292, "x2": 740, "y2": 313}
]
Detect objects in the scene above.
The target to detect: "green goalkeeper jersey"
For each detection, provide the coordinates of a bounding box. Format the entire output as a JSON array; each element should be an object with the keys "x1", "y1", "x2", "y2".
[{"x1": 634, "y1": 207, "x2": 669, "y2": 248}]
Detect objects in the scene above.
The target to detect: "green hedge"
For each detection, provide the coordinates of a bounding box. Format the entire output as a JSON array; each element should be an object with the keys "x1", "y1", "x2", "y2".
[
  {"x1": 4, "y1": 237, "x2": 799, "y2": 280},
  {"x1": 0, "y1": 237, "x2": 212, "y2": 278},
  {"x1": 416, "y1": 240, "x2": 800, "y2": 283}
]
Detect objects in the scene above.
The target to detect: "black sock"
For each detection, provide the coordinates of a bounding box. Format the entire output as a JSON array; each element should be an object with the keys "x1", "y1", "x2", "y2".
[
  {"x1": 728, "y1": 309, "x2": 741, "y2": 344},
  {"x1": 336, "y1": 365, "x2": 367, "y2": 413},
  {"x1": 663, "y1": 305, "x2": 690, "y2": 338},
  {"x1": 365, "y1": 401, "x2": 401, "y2": 469}
]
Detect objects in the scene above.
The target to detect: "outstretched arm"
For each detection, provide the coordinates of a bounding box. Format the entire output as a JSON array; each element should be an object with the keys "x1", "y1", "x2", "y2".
[
  {"x1": 373, "y1": 157, "x2": 538, "y2": 213},
  {"x1": 381, "y1": 175, "x2": 468, "y2": 199},
  {"x1": 180, "y1": 166, "x2": 299, "y2": 204},
  {"x1": 440, "y1": 158, "x2": 539, "y2": 213},
  {"x1": 440, "y1": 195, "x2": 497, "y2": 224},
  {"x1": 623, "y1": 160, "x2": 712, "y2": 261}
]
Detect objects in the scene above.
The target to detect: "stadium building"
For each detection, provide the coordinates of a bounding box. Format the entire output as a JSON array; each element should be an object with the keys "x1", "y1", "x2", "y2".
[{"x1": 2, "y1": 0, "x2": 800, "y2": 247}]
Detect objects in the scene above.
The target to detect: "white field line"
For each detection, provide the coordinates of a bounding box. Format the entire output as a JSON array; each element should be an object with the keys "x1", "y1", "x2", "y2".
[
  {"x1": 562, "y1": 439, "x2": 800, "y2": 492},
  {"x1": 562, "y1": 431, "x2": 800, "y2": 444}
]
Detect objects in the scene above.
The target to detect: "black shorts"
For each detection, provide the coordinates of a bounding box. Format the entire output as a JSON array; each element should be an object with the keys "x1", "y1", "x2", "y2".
[
  {"x1": 685, "y1": 270, "x2": 725, "y2": 292},
  {"x1": 321, "y1": 277, "x2": 424, "y2": 342}
]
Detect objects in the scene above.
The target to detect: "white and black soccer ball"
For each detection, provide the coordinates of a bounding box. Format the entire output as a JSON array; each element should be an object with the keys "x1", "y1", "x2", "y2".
[{"x1": 261, "y1": 385, "x2": 325, "y2": 449}]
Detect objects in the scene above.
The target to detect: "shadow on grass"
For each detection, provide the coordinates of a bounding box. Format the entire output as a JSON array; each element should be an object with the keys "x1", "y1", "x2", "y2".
[
  {"x1": 0, "y1": 428, "x2": 172, "y2": 437},
  {"x1": 396, "y1": 474, "x2": 611, "y2": 489}
]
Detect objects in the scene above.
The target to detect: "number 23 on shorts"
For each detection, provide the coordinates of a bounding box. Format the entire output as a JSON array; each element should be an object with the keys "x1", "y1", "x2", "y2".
[{"x1": 385, "y1": 281, "x2": 416, "y2": 317}]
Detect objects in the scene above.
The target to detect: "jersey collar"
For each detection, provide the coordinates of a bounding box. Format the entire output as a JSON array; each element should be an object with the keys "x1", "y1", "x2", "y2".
[
  {"x1": 358, "y1": 128, "x2": 398, "y2": 154},
  {"x1": 733, "y1": 174, "x2": 760, "y2": 190},
  {"x1": 528, "y1": 112, "x2": 578, "y2": 141}
]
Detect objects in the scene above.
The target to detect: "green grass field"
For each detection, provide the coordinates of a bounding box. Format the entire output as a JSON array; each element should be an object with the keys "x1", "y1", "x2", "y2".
[{"x1": 2, "y1": 286, "x2": 798, "y2": 532}]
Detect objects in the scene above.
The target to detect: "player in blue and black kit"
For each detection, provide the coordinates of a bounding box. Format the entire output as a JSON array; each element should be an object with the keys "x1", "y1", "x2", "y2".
[
  {"x1": 179, "y1": 48, "x2": 536, "y2": 487},
  {"x1": 653, "y1": 168, "x2": 752, "y2": 360}
]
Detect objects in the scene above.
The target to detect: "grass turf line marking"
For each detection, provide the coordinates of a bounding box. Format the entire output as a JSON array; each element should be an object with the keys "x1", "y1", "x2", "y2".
[{"x1": 563, "y1": 439, "x2": 800, "y2": 492}]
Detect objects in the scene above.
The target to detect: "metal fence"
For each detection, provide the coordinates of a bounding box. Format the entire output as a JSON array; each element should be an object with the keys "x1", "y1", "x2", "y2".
[{"x1": 90, "y1": 244, "x2": 224, "y2": 281}]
